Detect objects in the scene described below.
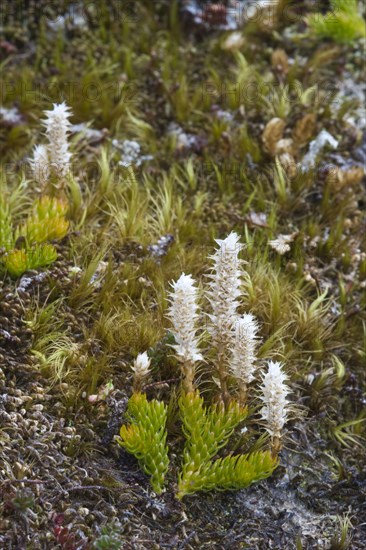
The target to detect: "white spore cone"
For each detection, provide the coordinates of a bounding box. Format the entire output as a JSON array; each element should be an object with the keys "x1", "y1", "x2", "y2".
[{"x1": 167, "y1": 273, "x2": 202, "y2": 392}]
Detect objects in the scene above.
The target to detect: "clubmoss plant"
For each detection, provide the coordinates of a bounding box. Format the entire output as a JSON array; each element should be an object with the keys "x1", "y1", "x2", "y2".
[
  {"x1": 115, "y1": 392, "x2": 169, "y2": 494},
  {"x1": 166, "y1": 232, "x2": 271, "y2": 406},
  {"x1": 31, "y1": 102, "x2": 73, "y2": 193},
  {"x1": 177, "y1": 391, "x2": 277, "y2": 499},
  {"x1": 17, "y1": 196, "x2": 69, "y2": 244},
  {"x1": 3, "y1": 244, "x2": 58, "y2": 278},
  {"x1": 0, "y1": 195, "x2": 69, "y2": 278},
  {"x1": 119, "y1": 232, "x2": 291, "y2": 497}
]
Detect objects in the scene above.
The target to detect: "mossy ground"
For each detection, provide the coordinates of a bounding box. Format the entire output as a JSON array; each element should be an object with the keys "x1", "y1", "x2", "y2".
[{"x1": 0, "y1": 1, "x2": 365, "y2": 548}]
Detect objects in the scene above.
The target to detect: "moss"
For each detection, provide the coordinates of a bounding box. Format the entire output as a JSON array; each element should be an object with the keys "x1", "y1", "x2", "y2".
[{"x1": 308, "y1": 0, "x2": 366, "y2": 44}]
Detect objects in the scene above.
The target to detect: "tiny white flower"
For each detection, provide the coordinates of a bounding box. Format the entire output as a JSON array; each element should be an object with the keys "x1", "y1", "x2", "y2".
[
  {"x1": 0, "y1": 106, "x2": 23, "y2": 125},
  {"x1": 268, "y1": 234, "x2": 294, "y2": 255},
  {"x1": 222, "y1": 32, "x2": 244, "y2": 51},
  {"x1": 259, "y1": 360, "x2": 290, "y2": 439},
  {"x1": 68, "y1": 266, "x2": 82, "y2": 276},
  {"x1": 112, "y1": 139, "x2": 153, "y2": 167},
  {"x1": 167, "y1": 123, "x2": 198, "y2": 152}
]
